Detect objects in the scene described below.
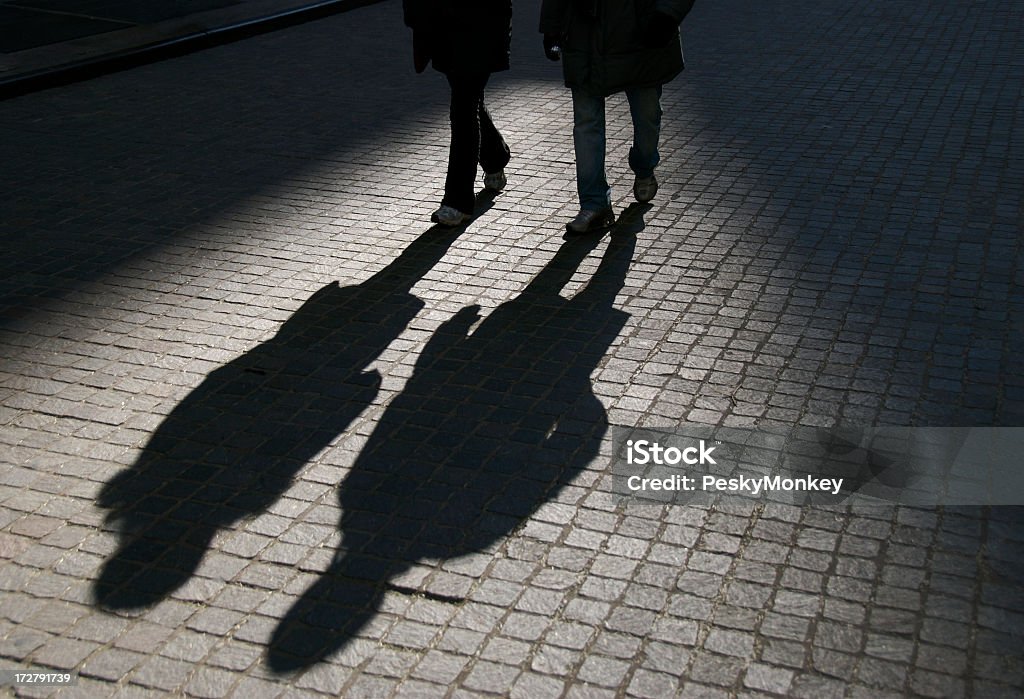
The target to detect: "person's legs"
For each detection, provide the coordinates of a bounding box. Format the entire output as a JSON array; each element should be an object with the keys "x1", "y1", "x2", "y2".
[
  {"x1": 478, "y1": 96, "x2": 510, "y2": 176},
  {"x1": 571, "y1": 88, "x2": 610, "y2": 211},
  {"x1": 625, "y1": 85, "x2": 663, "y2": 178},
  {"x1": 443, "y1": 72, "x2": 489, "y2": 215}
]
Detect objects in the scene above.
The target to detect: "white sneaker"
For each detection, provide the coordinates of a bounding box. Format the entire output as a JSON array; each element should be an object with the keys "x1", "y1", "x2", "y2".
[
  {"x1": 431, "y1": 205, "x2": 470, "y2": 227},
  {"x1": 483, "y1": 170, "x2": 507, "y2": 192},
  {"x1": 566, "y1": 207, "x2": 615, "y2": 234}
]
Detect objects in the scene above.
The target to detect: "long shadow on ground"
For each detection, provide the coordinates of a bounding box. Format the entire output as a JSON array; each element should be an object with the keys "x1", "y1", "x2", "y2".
[
  {"x1": 266, "y1": 218, "x2": 641, "y2": 672},
  {"x1": 93, "y1": 222, "x2": 464, "y2": 609}
]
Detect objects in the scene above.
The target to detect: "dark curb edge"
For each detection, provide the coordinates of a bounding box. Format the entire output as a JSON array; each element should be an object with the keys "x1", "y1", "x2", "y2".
[{"x1": 1, "y1": 0, "x2": 386, "y2": 101}]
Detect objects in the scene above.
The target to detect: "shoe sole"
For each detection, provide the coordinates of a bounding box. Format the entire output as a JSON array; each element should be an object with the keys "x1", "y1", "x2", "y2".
[{"x1": 566, "y1": 210, "x2": 615, "y2": 235}]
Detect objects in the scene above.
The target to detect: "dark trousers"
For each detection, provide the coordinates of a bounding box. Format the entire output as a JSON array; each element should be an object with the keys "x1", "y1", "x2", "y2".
[{"x1": 443, "y1": 72, "x2": 511, "y2": 215}]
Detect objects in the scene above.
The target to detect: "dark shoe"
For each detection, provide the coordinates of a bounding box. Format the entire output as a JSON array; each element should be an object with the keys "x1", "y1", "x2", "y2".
[
  {"x1": 633, "y1": 175, "x2": 658, "y2": 203},
  {"x1": 483, "y1": 170, "x2": 507, "y2": 192},
  {"x1": 431, "y1": 205, "x2": 470, "y2": 227},
  {"x1": 566, "y1": 207, "x2": 615, "y2": 234}
]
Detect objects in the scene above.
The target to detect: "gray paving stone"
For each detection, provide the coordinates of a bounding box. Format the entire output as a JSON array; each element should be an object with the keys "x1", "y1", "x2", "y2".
[
  {"x1": 436, "y1": 627, "x2": 487, "y2": 657},
  {"x1": 345, "y1": 675, "x2": 399, "y2": 699},
  {"x1": 228, "y1": 676, "x2": 287, "y2": 698},
  {"x1": 565, "y1": 685, "x2": 617, "y2": 699},
  {"x1": 129, "y1": 656, "x2": 194, "y2": 692},
  {"x1": 688, "y1": 653, "x2": 745, "y2": 688},
  {"x1": 462, "y1": 660, "x2": 521, "y2": 693},
  {"x1": 79, "y1": 647, "x2": 146, "y2": 681},
  {"x1": 856, "y1": 657, "x2": 910, "y2": 691},
  {"x1": 510, "y1": 670, "x2": 566, "y2": 699},
  {"x1": 704, "y1": 628, "x2": 755, "y2": 659},
  {"x1": 642, "y1": 640, "x2": 691, "y2": 675},
  {"x1": 577, "y1": 653, "x2": 630, "y2": 688},
  {"x1": 743, "y1": 663, "x2": 794, "y2": 695},
  {"x1": 411, "y1": 649, "x2": 469, "y2": 685},
  {"x1": 184, "y1": 667, "x2": 240, "y2": 699},
  {"x1": 364, "y1": 647, "x2": 420, "y2": 678},
  {"x1": 501, "y1": 612, "x2": 549, "y2": 642},
  {"x1": 627, "y1": 668, "x2": 681, "y2": 698},
  {"x1": 678, "y1": 682, "x2": 731, "y2": 699},
  {"x1": 789, "y1": 673, "x2": 846, "y2": 699}
]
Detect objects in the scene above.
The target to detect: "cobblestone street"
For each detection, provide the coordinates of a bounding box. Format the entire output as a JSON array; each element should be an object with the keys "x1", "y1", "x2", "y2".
[{"x1": 1, "y1": 0, "x2": 1023, "y2": 696}]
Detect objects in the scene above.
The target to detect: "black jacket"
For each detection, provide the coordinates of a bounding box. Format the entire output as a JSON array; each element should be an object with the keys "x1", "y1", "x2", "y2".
[
  {"x1": 404, "y1": 0, "x2": 513, "y2": 76},
  {"x1": 540, "y1": 0, "x2": 694, "y2": 95}
]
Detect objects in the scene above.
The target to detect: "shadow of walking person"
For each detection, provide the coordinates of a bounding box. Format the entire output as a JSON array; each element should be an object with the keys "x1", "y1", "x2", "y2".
[
  {"x1": 267, "y1": 225, "x2": 638, "y2": 672},
  {"x1": 93, "y1": 224, "x2": 463, "y2": 611}
]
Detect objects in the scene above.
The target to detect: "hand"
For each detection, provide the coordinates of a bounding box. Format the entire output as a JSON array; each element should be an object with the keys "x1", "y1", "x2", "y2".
[
  {"x1": 642, "y1": 10, "x2": 678, "y2": 47},
  {"x1": 543, "y1": 33, "x2": 561, "y2": 61}
]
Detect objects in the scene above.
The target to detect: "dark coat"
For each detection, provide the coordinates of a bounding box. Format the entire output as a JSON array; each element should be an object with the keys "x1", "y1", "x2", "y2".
[
  {"x1": 539, "y1": 0, "x2": 694, "y2": 96},
  {"x1": 404, "y1": 0, "x2": 513, "y2": 76}
]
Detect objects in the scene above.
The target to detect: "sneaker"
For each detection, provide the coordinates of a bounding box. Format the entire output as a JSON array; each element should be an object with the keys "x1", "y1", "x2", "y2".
[
  {"x1": 431, "y1": 205, "x2": 470, "y2": 227},
  {"x1": 566, "y1": 207, "x2": 615, "y2": 234},
  {"x1": 633, "y1": 174, "x2": 658, "y2": 203},
  {"x1": 483, "y1": 170, "x2": 507, "y2": 192}
]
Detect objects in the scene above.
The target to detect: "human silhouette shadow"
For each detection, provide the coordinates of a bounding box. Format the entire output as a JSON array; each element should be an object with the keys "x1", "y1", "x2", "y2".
[
  {"x1": 93, "y1": 222, "x2": 465, "y2": 610},
  {"x1": 267, "y1": 228, "x2": 637, "y2": 672}
]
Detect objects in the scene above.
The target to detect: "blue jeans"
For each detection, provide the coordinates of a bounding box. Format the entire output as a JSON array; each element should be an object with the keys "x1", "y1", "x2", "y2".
[{"x1": 571, "y1": 86, "x2": 663, "y2": 210}]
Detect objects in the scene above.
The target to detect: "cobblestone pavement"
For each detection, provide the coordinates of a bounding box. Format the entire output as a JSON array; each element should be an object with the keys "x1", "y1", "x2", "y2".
[{"x1": 2, "y1": 0, "x2": 1023, "y2": 697}]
